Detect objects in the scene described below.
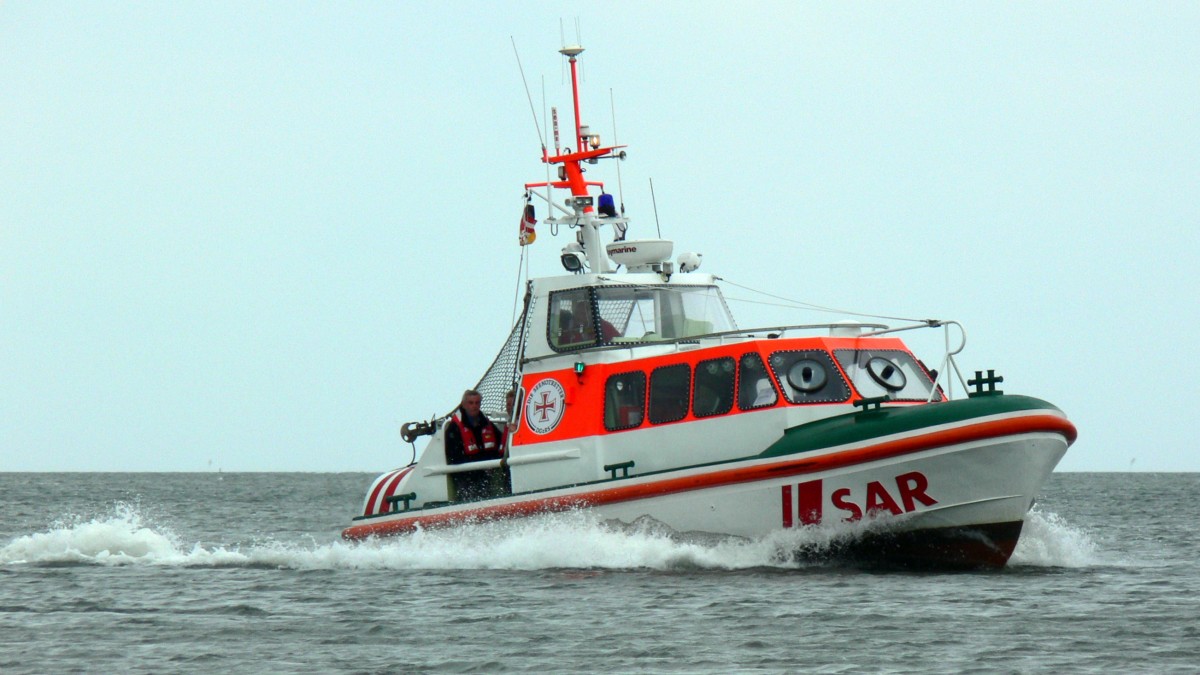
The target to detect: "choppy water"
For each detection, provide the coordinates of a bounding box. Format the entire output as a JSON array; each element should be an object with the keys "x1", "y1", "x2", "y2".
[{"x1": 1, "y1": 472, "x2": 1197, "y2": 673}]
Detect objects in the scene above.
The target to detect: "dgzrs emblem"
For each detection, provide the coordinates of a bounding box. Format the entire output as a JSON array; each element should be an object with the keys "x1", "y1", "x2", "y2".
[{"x1": 525, "y1": 378, "x2": 566, "y2": 435}]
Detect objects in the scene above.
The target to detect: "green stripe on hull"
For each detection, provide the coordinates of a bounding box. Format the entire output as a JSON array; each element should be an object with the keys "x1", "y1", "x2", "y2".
[{"x1": 759, "y1": 394, "x2": 1064, "y2": 458}]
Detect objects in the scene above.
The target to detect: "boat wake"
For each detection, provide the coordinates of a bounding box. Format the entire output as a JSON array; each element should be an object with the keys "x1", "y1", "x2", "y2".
[{"x1": 1, "y1": 503, "x2": 1102, "y2": 571}]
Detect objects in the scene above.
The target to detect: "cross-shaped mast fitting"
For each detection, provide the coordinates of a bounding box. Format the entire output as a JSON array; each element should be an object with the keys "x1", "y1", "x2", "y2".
[{"x1": 967, "y1": 370, "x2": 1005, "y2": 397}]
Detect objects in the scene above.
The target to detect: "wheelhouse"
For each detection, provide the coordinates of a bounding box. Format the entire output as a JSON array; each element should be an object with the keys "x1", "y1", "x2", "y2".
[
  {"x1": 498, "y1": 269, "x2": 942, "y2": 486},
  {"x1": 546, "y1": 282, "x2": 736, "y2": 352}
]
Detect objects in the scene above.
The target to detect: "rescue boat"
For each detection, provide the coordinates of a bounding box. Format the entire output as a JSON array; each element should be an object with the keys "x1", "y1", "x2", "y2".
[{"x1": 342, "y1": 43, "x2": 1077, "y2": 568}]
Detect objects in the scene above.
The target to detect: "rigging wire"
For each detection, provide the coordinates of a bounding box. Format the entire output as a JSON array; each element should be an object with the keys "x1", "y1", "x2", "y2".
[
  {"x1": 511, "y1": 205, "x2": 529, "y2": 327},
  {"x1": 717, "y1": 295, "x2": 848, "y2": 311},
  {"x1": 714, "y1": 276, "x2": 936, "y2": 325},
  {"x1": 592, "y1": 276, "x2": 911, "y2": 328}
]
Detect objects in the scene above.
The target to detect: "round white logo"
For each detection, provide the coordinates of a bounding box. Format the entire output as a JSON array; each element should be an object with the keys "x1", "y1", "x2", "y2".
[{"x1": 525, "y1": 378, "x2": 566, "y2": 435}]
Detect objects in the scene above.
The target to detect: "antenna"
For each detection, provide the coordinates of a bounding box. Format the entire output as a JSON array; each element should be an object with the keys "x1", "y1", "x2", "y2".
[
  {"x1": 610, "y1": 88, "x2": 625, "y2": 215},
  {"x1": 575, "y1": 18, "x2": 584, "y2": 83},
  {"x1": 559, "y1": 19, "x2": 567, "y2": 84},
  {"x1": 543, "y1": 75, "x2": 552, "y2": 206},
  {"x1": 559, "y1": 44, "x2": 585, "y2": 153},
  {"x1": 650, "y1": 177, "x2": 662, "y2": 238},
  {"x1": 511, "y1": 37, "x2": 545, "y2": 153}
]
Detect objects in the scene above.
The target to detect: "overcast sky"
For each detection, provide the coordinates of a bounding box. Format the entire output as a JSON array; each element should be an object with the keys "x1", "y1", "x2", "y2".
[{"x1": 3, "y1": 2, "x2": 1197, "y2": 472}]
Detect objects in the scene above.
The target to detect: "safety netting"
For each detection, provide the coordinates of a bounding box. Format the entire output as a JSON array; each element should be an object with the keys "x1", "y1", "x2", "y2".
[{"x1": 472, "y1": 292, "x2": 534, "y2": 418}]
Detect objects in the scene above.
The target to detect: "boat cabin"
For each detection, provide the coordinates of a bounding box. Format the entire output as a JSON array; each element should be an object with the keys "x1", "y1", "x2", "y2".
[
  {"x1": 498, "y1": 270, "x2": 944, "y2": 496},
  {"x1": 373, "y1": 263, "x2": 944, "y2": 515}
]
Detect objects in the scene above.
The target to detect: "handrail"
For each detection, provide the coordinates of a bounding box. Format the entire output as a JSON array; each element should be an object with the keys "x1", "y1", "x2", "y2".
[
  {"x1": 522, "y1": 318, "x2": 972, "y2": 404},
  {"x1": 931, "y1": 320, "x2": 969, "y2": 401},
  {"x1": 861, "y1": 319, "x2": 966, "y2": 355},
  {"x1": 422, "y1": 448, "x2": 581, "y2": 476}
]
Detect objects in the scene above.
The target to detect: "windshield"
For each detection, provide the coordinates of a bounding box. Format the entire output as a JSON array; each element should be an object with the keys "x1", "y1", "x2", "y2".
[{"x1": 595, "y1": 285, "x2": 735, "y2": 343}]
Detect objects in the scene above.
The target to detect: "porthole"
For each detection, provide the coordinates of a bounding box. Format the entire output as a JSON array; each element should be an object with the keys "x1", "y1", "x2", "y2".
[
  {"x1": 867, "y1": 357, "x2": 907, "y2": 391},
  {"x1": 787, "y1": 359, "x2": 827, "y2": 393},
  {"x1": 765, "y1": 350, "x2": 850, "y2": 404},
  {"x1": 704, "y1": 359, "x2": 734, "y2": 376}
]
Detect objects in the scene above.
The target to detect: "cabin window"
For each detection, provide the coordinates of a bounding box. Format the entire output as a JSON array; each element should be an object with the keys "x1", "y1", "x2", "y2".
[
  {"x1": 604, "y1": 371, "x2": 646, "y2": 431},
  {"x1": 834, "y1": 349, "x2": 942, "y2": 402},
  {"x1": 769, "y1": 350, "x2": 851, "y2": 404},
  {"x1": 594, "y1": 285, "x2": 735, "y2": 344},
  {"x1": 693, "y1": 357, "x2": 735, "y2": 418},
  {"x1": 737, "y1": 352, "x2": 778, "y2": 410},
  {"x1": 548, "y1": 288, "x2": 599, "y2": 351},
  {"x1": 649, "y1": 364, "x2": 691, "y2": 424}
]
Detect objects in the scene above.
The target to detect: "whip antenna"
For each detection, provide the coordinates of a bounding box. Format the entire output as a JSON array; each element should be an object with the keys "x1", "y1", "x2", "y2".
[
  {"x1": 543, "y1": 75, "x2": 552, "y2": 204},
  {"x1": 559, "y1": 19, "x2": 567, "y2": 83},
  {"x1": 610, "y1": 88, "x2": 625, "y2": 214},
  {"x1": 511, "y1": 37, "x2": 545, "y2": 152},
  {"x1": 650, "y1": 177, "x2": 662, "y2": 238}
]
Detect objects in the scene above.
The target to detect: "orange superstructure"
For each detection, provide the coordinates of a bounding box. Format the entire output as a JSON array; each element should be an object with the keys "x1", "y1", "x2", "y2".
[{"x1": 512, "y1": 336, "x2": 936, "y2": 446}]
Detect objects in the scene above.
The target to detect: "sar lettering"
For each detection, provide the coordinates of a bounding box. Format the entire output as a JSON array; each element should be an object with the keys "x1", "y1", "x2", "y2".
[{"x1": 832, "y1": 471, "x2": 937, "y2": 522}]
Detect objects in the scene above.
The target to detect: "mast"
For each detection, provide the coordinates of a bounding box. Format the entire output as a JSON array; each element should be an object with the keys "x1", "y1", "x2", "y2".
[
  {"x1": 563, "y1": 45, "x2": 586, "y2": 153},
  {"x1": 524, "y1": 44, "x2": 628, "y2": 274}
]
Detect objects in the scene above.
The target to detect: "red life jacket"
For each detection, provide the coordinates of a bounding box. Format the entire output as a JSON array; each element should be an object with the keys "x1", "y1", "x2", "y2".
[{"x1": 450, "y1": 412, "x2": 499, "y2": 458}]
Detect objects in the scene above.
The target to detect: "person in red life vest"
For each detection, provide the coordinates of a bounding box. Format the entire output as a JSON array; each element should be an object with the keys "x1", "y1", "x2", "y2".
[
  {"x1": 444, "y1": 389, "x2": 505, "y2": 502},
  {"x1": 558, "y1": 299, "x2": 620, "y2": 346}
]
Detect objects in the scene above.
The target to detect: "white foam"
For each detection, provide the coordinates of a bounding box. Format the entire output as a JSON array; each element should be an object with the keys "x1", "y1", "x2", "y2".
[
  {"x1": 1009, "y1": 508, "x2": 1102, "y2": 568},
  {"x1": 2, "y1": 504, "x2": 1103, "y2": 570},
  {"x1": 0, "y1": 504, "x2": 182, "y2": 565}
]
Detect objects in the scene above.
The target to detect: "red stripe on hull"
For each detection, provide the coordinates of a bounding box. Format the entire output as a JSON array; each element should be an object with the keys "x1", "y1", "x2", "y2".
[
  {"x1": 362, "y1": 470, "x2": 399, "y2": 517},
  {"x1": 378, "y1": 468, "x2": 412, "y2": 513},
  {"x1": 362, "y1": 467, "x2": 412, "y2": 517},
  {"x1": 344, "y1": 413, "x2": 1073, "y2": 540},
  {"x1": 781, "y1": 485, "x2": 793, "y2": 528},
  {"x1": 797, "y1": 480, "x2": 822, "y2": 525}
]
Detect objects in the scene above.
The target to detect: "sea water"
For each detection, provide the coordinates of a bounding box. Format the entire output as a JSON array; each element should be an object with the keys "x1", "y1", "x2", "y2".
[{"x1": 1, "y1": 472, "x2": 1197, "y2": 673}]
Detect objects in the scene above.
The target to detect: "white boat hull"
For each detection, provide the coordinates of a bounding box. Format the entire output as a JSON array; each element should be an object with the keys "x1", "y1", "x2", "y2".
[{"x1": 345, "y1": 398, "x2": 1074, "y2": 568}]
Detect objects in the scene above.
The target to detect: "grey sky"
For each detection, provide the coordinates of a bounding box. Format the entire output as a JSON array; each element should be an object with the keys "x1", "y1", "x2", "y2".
[{"x1": 3, "y1": 2, "x2": 1197, "y2": 471}]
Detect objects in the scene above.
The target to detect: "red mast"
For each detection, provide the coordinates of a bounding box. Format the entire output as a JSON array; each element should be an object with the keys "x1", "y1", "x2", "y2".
[
  {"x1": 525, "y1": 44, "x2": 624, "y2": 212},
  {"x1": 566, "y1": 46, "x2": 585, "y2": 153},
  {"x1": 523, "y1": 44, "x2": 628, "y2": 274}
]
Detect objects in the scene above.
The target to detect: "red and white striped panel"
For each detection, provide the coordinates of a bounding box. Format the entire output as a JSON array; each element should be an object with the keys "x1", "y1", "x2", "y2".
[{"x1": 361, "y1": 467, "x2": 415, "y2": 517}]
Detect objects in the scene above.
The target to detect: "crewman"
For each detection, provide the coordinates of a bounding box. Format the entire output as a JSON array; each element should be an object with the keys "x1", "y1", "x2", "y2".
[{"x1": 444, "y1": 389, "x2": 504, "y2": 501}]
